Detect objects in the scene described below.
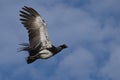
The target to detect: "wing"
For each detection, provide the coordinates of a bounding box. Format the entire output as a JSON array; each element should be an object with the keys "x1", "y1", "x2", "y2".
[{"x1": 19, "y1": 6, "x2": 52, "y2": 50}]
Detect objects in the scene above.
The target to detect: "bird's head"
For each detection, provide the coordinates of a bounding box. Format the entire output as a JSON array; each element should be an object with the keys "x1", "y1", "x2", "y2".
[{"x1": 60, "y1": 44, "x2": 68, "y2": 48}]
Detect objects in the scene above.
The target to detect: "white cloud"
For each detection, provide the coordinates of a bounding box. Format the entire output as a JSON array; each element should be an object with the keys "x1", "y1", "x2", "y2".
[
  {"x1": 49, "y1": 48, "x2": 96, "y2": 80},
  {"x1": 0, "y1": 0, "x2": 120, "y2": 80},
  {"x1": 100, "y1": 45, "x2": 120, "y2": 80},
  {"x1": 84, "y1": 0, "x2": 120, "y2": 15}
]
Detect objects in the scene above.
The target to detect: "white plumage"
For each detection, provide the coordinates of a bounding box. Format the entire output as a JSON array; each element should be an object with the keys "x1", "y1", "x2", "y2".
[{"x1": 39, "y1": 49, "x2": 53, "y2": 59}]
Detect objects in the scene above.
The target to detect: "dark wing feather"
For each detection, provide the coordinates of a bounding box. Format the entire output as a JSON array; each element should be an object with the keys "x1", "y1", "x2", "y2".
[{"x1": 19, "y1": 6, "x2": 52, "y2": 50}]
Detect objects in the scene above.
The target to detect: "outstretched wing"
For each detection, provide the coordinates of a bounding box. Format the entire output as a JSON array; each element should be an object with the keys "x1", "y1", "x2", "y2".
[{"x1": 19, "y1": 6, "x2": 52, "y2": 50}]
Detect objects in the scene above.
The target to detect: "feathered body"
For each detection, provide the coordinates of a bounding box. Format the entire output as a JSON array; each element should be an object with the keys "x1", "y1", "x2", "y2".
[{"x1": 19, "y1": 6, "x2": 68, "y2": 64}]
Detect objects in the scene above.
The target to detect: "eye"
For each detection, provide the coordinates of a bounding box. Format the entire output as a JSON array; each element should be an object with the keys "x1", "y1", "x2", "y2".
[{"x1": 42, "y1": 19, "x2": 45, "y2": 23}]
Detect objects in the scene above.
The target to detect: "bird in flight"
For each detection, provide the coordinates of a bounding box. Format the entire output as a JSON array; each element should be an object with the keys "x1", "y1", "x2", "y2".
[{"x1": 19, "y1": 6, "x2": 68, "y2": 64}]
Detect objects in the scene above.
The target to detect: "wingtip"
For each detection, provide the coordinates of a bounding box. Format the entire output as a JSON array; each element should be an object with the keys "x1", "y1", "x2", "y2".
[
  {"x1": 23, "y1": 6, "x2": 31, "y2": 10},
  {"x1": 19, "y1": 10, "x2": 24, "y2": 13},
  {"x1": 24, "y1": 6, "x2": 29, "y2": 9},
  {"x1": 21, "y1": 6, "x2": 29, "y2": 11}
]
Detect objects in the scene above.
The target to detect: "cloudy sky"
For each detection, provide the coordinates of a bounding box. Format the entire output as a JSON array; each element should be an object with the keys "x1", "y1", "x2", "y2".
[{"x1": 0, "y1": 0, "x2": 120, "y2": 80}]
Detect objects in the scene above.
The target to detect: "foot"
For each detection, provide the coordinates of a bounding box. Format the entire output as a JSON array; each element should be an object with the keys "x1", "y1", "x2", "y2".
[{"x1": 28, "y1": 56, "x2": 35, "y2": 60}]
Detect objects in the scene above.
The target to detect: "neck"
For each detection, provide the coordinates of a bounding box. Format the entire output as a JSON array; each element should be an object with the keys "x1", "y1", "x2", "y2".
[
  {"x1": 51, "y1": 44, "x2": 67, "y2": 55},
  {"x1": 56, "y1": 46, "x2": 63, "y2": 53},
  {"x1": 52, "y1": 46, "x2": 64, "y2": 55}
]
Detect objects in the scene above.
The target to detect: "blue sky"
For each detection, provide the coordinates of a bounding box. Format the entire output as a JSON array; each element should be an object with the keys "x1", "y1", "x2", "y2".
[{"x1": 0, "y1": 0, "x2": 120, "y2": 80}]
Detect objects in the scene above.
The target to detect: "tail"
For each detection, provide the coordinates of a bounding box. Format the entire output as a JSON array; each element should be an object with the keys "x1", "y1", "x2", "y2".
[{"x1": 26, "y1": 56, "x2": 37, "y2": 64}]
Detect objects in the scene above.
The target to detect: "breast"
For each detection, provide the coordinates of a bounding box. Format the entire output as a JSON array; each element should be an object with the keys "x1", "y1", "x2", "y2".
[{"x1": 39, "y1": 49, "x2": 53, "y2": 59}]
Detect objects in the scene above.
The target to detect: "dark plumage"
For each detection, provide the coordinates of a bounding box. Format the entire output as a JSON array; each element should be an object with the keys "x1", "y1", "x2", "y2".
[{"x1": 19, "y1": 6, "x2": 68, "y2": 64}]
